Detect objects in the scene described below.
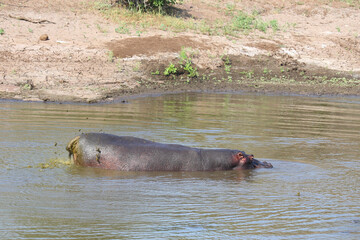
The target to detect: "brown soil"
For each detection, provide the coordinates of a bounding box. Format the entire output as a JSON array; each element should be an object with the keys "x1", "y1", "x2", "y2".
[
  {"x1": 0, "y1": 0, "x2": 359, "y2": 102},
  {"x1": 107, "y1": 35, "x2": 211, "y2": 58}
]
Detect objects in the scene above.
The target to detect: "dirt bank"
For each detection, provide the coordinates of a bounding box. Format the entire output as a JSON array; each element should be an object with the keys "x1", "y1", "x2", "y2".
[{"x1": 0, "y1": 0, "x2": 359, "y2": 102}]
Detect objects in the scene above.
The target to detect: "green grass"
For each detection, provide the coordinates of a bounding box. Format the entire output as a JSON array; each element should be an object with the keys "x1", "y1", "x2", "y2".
[
  {"x1": 90, "y1": 1, "x2": 280, "y2": 37},
  {"x1": 322, "y1": 76, "x2": 360, "y2": 86},
  {"x1": 232, "y1": 11, "x2": 255, "y2": 30},
  {"x1": 96, "y1": 23, "x2": 108, "y2": 33},
  {"x1": 340, "y1": 0, "x2": 359, "y2": 7},
  {"x1": 0, "y1": 28, "x2": 4, "y2": 35},
  {"x1": 231, "y1": 11, "x2": 280, "y2": 33},
  {"x1": 269, "y1": 20, "x2": 279, "y2": 32},
  {"x1": 115, "y1": 21, "x2": 130, "y2": 34}
]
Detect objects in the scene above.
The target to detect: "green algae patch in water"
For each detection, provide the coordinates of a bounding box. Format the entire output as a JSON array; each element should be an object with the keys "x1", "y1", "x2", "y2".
[{"x1": 37, "y1": 158, "x2": 72, "y2": 171}]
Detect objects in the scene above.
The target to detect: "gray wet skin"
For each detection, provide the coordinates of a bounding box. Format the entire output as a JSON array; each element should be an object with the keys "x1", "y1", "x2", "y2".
[{"x1": 66, "y1": 133, "x2": 273, "y2": 171}]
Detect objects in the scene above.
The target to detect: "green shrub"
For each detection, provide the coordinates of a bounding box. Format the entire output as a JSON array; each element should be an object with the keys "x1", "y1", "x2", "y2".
[{"x1": 116, "y1": 0, "x2": 177, "y2": 12}]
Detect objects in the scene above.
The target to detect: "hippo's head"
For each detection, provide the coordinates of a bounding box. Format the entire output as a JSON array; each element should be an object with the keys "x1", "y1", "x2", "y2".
[
  {"x1": 66, "y1": 135, "x2": 81, "y2": 164},
  {"x1": 234, "y1": 151, "x2": 273, "y2": 169}
]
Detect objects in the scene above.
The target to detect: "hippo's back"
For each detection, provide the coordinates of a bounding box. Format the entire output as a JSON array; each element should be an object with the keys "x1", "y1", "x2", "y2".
[{"x1": 77, "y1": 133, "x2": 202, "y2": 171}]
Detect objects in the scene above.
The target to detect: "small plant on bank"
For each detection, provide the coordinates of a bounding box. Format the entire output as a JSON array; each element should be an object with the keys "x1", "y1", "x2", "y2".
[
  {"x1": 151, "y1": 70, "x2": 160, "y2": 75},
  {"x1": 223, "y1": 56, "x2": 232, "y2": 74},
  {"x1": 162, "y1": 48, "x2": 199, "y2": 78},
  {"x1": 164, "y1": 63, "x2": 177, "y2": 75},
  {"x1": 107, "y1": 50, "x2": 114, "y2": 62},
  {"x1": 240, "y1": 70, "x2": 254, "y2": 79},
  {"x1": 183, "y1": 61, "x2": 198, "y2": 77},
  {"x1": 0, "y1": 28, "x2": 4, "y2": 35},
  {"x1": 23, "y1": 83, "x2": 33, "y2": 90},
  {"x1": 179, "y1": 47, "x2": 199, "y2": 77},
  {"x1": 22, "y1": 80, "x2": 34, "y2": 90},
  {"x1": 225, "y1": 64, "x2": 231, "y2": 74}
]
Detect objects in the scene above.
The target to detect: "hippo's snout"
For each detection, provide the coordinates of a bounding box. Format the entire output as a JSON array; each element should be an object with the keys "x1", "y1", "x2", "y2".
[{"x1": 252, "y1": 158, "x2": 273, "y2": 168}]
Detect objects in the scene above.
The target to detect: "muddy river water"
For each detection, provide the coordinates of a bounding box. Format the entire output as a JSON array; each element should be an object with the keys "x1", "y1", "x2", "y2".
[{"x1": 0, "y1": 93, "x2": 359, "y2": 239}]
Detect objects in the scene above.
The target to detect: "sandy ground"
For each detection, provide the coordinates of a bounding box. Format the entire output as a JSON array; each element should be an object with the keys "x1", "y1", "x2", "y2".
[{"x1": 0, "y1": 0, "x2": 359, "y2": 102}]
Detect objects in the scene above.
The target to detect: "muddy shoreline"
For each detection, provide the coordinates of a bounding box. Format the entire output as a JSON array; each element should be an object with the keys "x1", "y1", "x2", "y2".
[
  {"x1": 1, "y1": 0, "x2": 359, "y2": 103},
  {"x1": 1, "y1": 53, "x2": 359, "y2": 103}
]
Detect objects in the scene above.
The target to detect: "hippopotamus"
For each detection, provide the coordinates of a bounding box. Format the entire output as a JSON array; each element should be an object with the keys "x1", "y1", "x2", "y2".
[{"x1": 66, "y1": 133, "x2": 273, "y2": 171}]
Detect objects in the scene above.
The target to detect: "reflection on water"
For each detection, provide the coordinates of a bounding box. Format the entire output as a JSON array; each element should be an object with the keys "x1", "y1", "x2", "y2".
[{"x1": 0, "y1": 93, "x2": 359, "y2": 239}]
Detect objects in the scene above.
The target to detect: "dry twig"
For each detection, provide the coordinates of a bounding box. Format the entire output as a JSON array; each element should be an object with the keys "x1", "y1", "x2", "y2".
[{"x1": 8, "y1": 14, "x2": 55, "y2": 24}]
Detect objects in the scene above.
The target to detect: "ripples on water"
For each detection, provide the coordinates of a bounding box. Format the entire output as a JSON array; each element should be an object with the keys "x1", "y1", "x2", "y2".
[{"x1": 0, "y1": 93, "x2": 359, "y2": 239}]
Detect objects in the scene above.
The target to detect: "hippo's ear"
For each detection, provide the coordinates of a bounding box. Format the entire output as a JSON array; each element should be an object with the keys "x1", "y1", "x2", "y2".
[{"x1": 237, "y1": 152, "x2": 248, "y2": 165}]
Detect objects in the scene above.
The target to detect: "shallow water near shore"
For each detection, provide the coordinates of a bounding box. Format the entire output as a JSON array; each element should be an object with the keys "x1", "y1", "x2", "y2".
[{"x1": 0, "y1": 93, "x2": 359, "y2": 239}]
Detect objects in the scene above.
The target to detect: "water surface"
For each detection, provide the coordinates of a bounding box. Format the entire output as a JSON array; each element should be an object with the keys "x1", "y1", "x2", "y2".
[{"x1": 0, "y1": 93, "x2": 359, "y2": 239}]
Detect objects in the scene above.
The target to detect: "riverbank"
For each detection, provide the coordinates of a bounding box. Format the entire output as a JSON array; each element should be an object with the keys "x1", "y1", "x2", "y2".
[{"x1": 1, "y1": 0, "x2": 359, "y2": 102}]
